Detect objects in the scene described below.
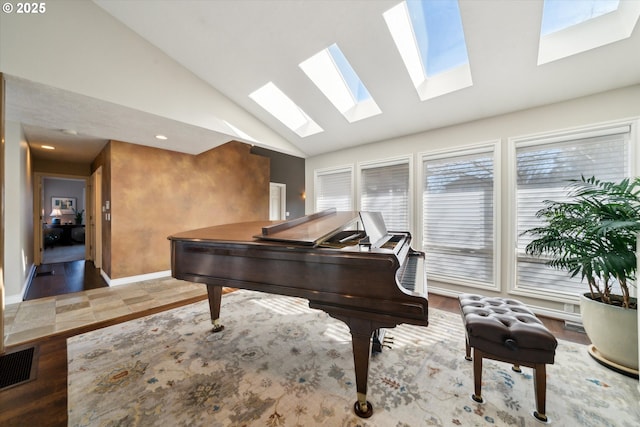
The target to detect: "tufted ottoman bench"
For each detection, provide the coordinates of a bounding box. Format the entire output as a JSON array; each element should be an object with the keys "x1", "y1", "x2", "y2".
[{"x1": 458, "y1": 294, "x2": 558, "y2": 422}]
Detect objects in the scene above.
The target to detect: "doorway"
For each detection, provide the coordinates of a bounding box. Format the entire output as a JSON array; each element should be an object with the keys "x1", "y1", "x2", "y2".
[
  {"x1": 37, "y1": 174, "x2": 88, "y2": 265},
  {"x1": 28, "y1": 172, "x2": 106, "y2": 300},
  {"x1": 269, "y1": 182, "x2": 286, "y2": 220}
]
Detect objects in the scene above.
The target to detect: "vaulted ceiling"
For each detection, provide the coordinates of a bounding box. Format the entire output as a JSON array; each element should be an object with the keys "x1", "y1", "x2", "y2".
[{"x1": 6, "y1": 0, "x2": 640, "y2": 162}]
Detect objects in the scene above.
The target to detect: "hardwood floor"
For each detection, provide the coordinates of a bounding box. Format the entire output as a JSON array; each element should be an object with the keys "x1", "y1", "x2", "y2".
[
  {"x1": 24, "y1": 260, "x2": 107, "y2": 301},
  {"x1": 0, "y1": 291, "x2": 589, "y2": 426}
]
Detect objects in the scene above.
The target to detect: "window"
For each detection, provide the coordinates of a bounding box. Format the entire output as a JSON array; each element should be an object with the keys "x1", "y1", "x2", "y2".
[
  {"x1": 249, "y1": 82, "x2": 323, "y2": 138},
  {"x1": 314, "y1": 166, "x2": 354, "y2": 212},
  {"x1": 514, "y1": 124, "x2": 631, "y2": 299},
  {"x1": 300, "y1": 43, "x2": 381, "y2": 123},
  {"x1": 541, "y1": 0, "x2": 620, "y2": 36},
  {"x1": 538, "y1": 0, "x2": 640, "y2": 64},
  {"x1": 422, "y1": 145, "x2": 496, "y2": 286},
  {"x1": 359, "y1": 159, "x2": 411, "y2": 231},
  {"x1": 383, "y1": 0, "x2": 472, "y2": 100}
]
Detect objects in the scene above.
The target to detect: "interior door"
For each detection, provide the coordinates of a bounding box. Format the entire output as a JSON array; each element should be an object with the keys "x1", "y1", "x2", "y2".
[{"x1": 269, "y1": 182, "x2": 286, "y2": 220}]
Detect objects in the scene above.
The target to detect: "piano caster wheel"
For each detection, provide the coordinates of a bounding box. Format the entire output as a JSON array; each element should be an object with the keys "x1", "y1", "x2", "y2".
[
  {"x1": 533, "y1": 411, "x2": 549, "y2": 422},
  {"x1": 354, "y1": 400, "x2": 373, "y2": 418},
  {"x1": 211, "y1": 324, "x2": 225, "y2": 333}
]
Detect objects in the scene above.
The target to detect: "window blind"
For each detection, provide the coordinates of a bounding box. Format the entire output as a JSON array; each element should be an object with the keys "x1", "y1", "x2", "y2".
[
  {"x1": 515, "y1": 131, "x2": 630, "y2": 295},
  {"x1": 315, "y1": 168, "x2": 353, "y2": 212},
  {"x1": 360, "y1": 161, "x2": 410, "y2": 231},
  {"x1": 423, "y1": 150, "x2": 494, "y2": 285}
]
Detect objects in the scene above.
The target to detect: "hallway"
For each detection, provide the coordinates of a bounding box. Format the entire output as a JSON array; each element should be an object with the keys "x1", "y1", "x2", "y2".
[
  {"x1": 24, "y1": 259, "x2": 107, "y2": 301},
  {"x1": 41, "y1": 243, "x2": 85, "y2": 264}
]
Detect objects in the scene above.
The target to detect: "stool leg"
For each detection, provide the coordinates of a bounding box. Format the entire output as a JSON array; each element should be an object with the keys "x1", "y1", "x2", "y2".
[
  {"x1": 533, "y1": 363, "x2": 548, "y2": 422},
  {"x1": 465, "y1": 336, "x2": 472, "y2": 361},
  {"x1": 471, "y1": 348, "x2": 484, "y2": 403}
]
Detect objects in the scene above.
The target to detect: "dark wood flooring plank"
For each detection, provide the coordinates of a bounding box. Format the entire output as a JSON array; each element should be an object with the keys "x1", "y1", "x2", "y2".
[{"x1": 24, "y1": 260, "x2": 107, "y2": 301}]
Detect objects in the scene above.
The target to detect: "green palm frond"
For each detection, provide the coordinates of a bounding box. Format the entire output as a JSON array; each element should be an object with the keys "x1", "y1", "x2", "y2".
[{"x1": 522, "y1": 176, "x2": 639, "y2": 308}]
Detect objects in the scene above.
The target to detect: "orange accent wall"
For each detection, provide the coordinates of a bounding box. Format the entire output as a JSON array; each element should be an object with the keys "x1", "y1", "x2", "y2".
[{"x1": 96, "y1": 140, "x2": 269, "y2": 279}]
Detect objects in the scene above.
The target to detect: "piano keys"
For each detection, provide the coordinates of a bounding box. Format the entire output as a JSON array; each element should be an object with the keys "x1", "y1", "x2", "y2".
[{"x1": 169, "y1": 208, "x2": 428, "y2": 418}]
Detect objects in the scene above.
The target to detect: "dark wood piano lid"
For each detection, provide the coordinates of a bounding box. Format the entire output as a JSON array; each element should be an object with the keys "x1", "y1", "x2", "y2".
[
  {"x1": 258, "y1": 210, "x2": 358, "y2": 245},
  {"x1": 169, "y1": 221, "x2": 274, "y2": 243},
  {"x1": 169, "y1": 210, "x2": 359, "y2": 246}
]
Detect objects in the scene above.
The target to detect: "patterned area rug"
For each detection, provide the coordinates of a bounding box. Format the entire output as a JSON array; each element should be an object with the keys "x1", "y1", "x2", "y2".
[{"x1": 68, "y1": 290, "x2": 640, "y2": 426}]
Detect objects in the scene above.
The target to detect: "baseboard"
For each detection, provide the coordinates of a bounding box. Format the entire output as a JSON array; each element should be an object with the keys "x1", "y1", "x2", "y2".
[
  {"x1": 5, "y1": 265, "x2": 38, "y2": 305},
  {"x1": 106, "y1": 270, "x2": 172, "y2": 287},
  {"x1": 20, "y1": 264, "x2": 39, "y2": 302},
  {"x1": 5, "y1": 294, "x2": 23, "y2": 305},
  {"x1": 100, "y1": 269, "x2": 111, "y2": 285}
]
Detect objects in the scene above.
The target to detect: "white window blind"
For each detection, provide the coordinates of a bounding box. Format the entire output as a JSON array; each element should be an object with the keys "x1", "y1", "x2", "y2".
[
  {"x1": 360, "y1": 161, "x2": 410, "y2": 231},
  {"x1": 315, "y1": 168, "x2": 353, "y2": 212},
  {"x1": 515, "y1": 129, "x2": 630, "y2": 296},
  {"x1": 423, "y1": 149, "x2": 495, "y2": 285}
]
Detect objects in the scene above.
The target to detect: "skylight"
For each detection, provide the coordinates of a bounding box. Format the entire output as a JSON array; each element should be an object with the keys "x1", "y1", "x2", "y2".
[
  {"x1": 299, "y1": 43, "x2": 381, "y2": 123},
  {"x1": 538, "y1": 0, "x2": 640, "y2": 64},
  {"x1": 541, "y1": 0, "x2": 619, "y2": 36},
  {"x1": 249, "y1": 82, "x2": 323, "y2": 138},
  {"x1": 383, "y1": 0, "x2": 472, "y2": 101}
]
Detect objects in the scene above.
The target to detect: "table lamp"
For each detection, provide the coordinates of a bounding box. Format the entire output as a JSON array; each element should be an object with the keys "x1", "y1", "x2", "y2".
[{"x1": 50, "y1": 208, "x2": 62, "y2": 224}]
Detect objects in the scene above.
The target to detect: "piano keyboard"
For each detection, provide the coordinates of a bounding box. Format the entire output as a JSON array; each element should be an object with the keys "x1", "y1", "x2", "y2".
[
  {"x1": 398, "y1": 253, "x2": 426, "y2": 295},
  {"x1": 374, "y1": 252, "x2": 426, "y2": 353}
]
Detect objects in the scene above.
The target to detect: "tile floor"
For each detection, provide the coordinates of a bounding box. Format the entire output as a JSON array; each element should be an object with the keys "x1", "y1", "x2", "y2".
[{"x1": 3, "y1": 277, "x2": 208, "y2": 346}]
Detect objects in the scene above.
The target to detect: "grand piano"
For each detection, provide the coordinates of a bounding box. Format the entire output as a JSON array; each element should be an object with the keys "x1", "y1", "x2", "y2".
[{"x1": 169, "y1": 208, "x2": 428, "y2": 418}]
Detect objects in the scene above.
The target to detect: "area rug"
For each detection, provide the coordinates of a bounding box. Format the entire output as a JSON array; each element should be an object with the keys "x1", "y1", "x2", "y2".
[{"x1": 68, "y1": 290, "x2": 640, "y2": 426}]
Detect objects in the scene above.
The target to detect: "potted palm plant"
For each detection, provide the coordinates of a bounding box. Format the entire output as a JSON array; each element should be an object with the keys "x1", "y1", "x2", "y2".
[
  {"x1": 523, "y1": 176, "x2": 638, "y2": 377},
  {"x1": 73, "y1": 208, "x2": 84, "y2": 225}
]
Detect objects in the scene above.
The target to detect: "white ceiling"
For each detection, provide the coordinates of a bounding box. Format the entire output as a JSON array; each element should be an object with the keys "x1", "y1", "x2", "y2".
[{"x1": 6, "y1": 0, "x2": 640, "y2": 162}]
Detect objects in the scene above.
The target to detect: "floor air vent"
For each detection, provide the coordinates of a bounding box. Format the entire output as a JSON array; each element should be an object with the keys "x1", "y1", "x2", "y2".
[
  {"x1": 0, "y1": 346, "x2": 38, "y2": 391},
  {"x1": 36, "y1": 271, "x2": 54, "y2": 277}
]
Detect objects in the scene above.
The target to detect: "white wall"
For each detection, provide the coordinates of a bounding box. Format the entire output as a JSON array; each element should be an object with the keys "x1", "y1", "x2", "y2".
[
  {"x1": 305, "y1": 84, "x2": 640, "y2": 315},
  {"x1": 0, "y1": 0, "x2": 302, "y2": 158},
  {"x1": 4, "y1": 121, "x2": 33, "y2": 303}
]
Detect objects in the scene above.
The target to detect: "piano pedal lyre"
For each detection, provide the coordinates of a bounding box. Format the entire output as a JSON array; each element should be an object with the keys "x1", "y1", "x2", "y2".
[
  {"x1": 372, "y1": 329, "x2": 395, "y2": 353},
  {"x1": 382, "y1": 335, "x2": 394, "y2": 350}
]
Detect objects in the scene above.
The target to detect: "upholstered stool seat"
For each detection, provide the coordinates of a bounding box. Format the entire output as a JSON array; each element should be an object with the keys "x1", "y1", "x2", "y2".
[{"x1": 458, "y1": 294, "x2": 558, "y2": 422}]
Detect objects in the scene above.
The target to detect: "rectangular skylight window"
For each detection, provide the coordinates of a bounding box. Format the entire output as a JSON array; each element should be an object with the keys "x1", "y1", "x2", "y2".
[
  {"x1": 406, "y1": 0, "x2": 469, "y2": 76},
  {"x1": 384, "y1": 0, "x2": 472, "y2": 101},
  {"x1": 538, "y1": 0, "x2": 639, "y2": 64},
  {"x1": 541, "y1": 0, "x2": 619, "y2": 36},
  {"x1": 299, "y1": 43, "x2": 381, "y2": 123},
  {"x1": 249, "y1": 82, "x2": 323, "y2": 138}
]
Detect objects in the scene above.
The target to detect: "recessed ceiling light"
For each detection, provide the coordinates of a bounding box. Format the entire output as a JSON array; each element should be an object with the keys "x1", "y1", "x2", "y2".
[
  {"x1": 61, "y1": 129, "x2": 78, "y2": 135},
  {"x1": 155, "y1": 134, "x2": 168, "y2": 140},
  {"x1": 42, "y1": 145, "x2": 55, "y2": 150}
]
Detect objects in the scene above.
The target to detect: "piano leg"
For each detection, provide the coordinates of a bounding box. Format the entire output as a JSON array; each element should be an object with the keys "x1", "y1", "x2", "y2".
[
  {"x1": 351, "y1": 331, "x2": 374, "y2": 418},
  {"x1": 346, "y1": 318, "x2": 376, "y2": 418},
  {"x1": 304, "y1": 304, "x2": 401, "y2": 418},
  {"x1": 206, "y1": 284, "x2": 225, "y2": 333}
]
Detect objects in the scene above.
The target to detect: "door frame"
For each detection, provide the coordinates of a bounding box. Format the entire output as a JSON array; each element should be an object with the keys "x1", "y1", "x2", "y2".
[
  {"x1": 34, "y1": 172, "x2": 92, "y2": 265},
  {"x1": 269, "y1": 182, "x2": 286, "y2": 220},
  {"x1": 91, "y1": 166, "x2": 102, "y2": 269}
]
